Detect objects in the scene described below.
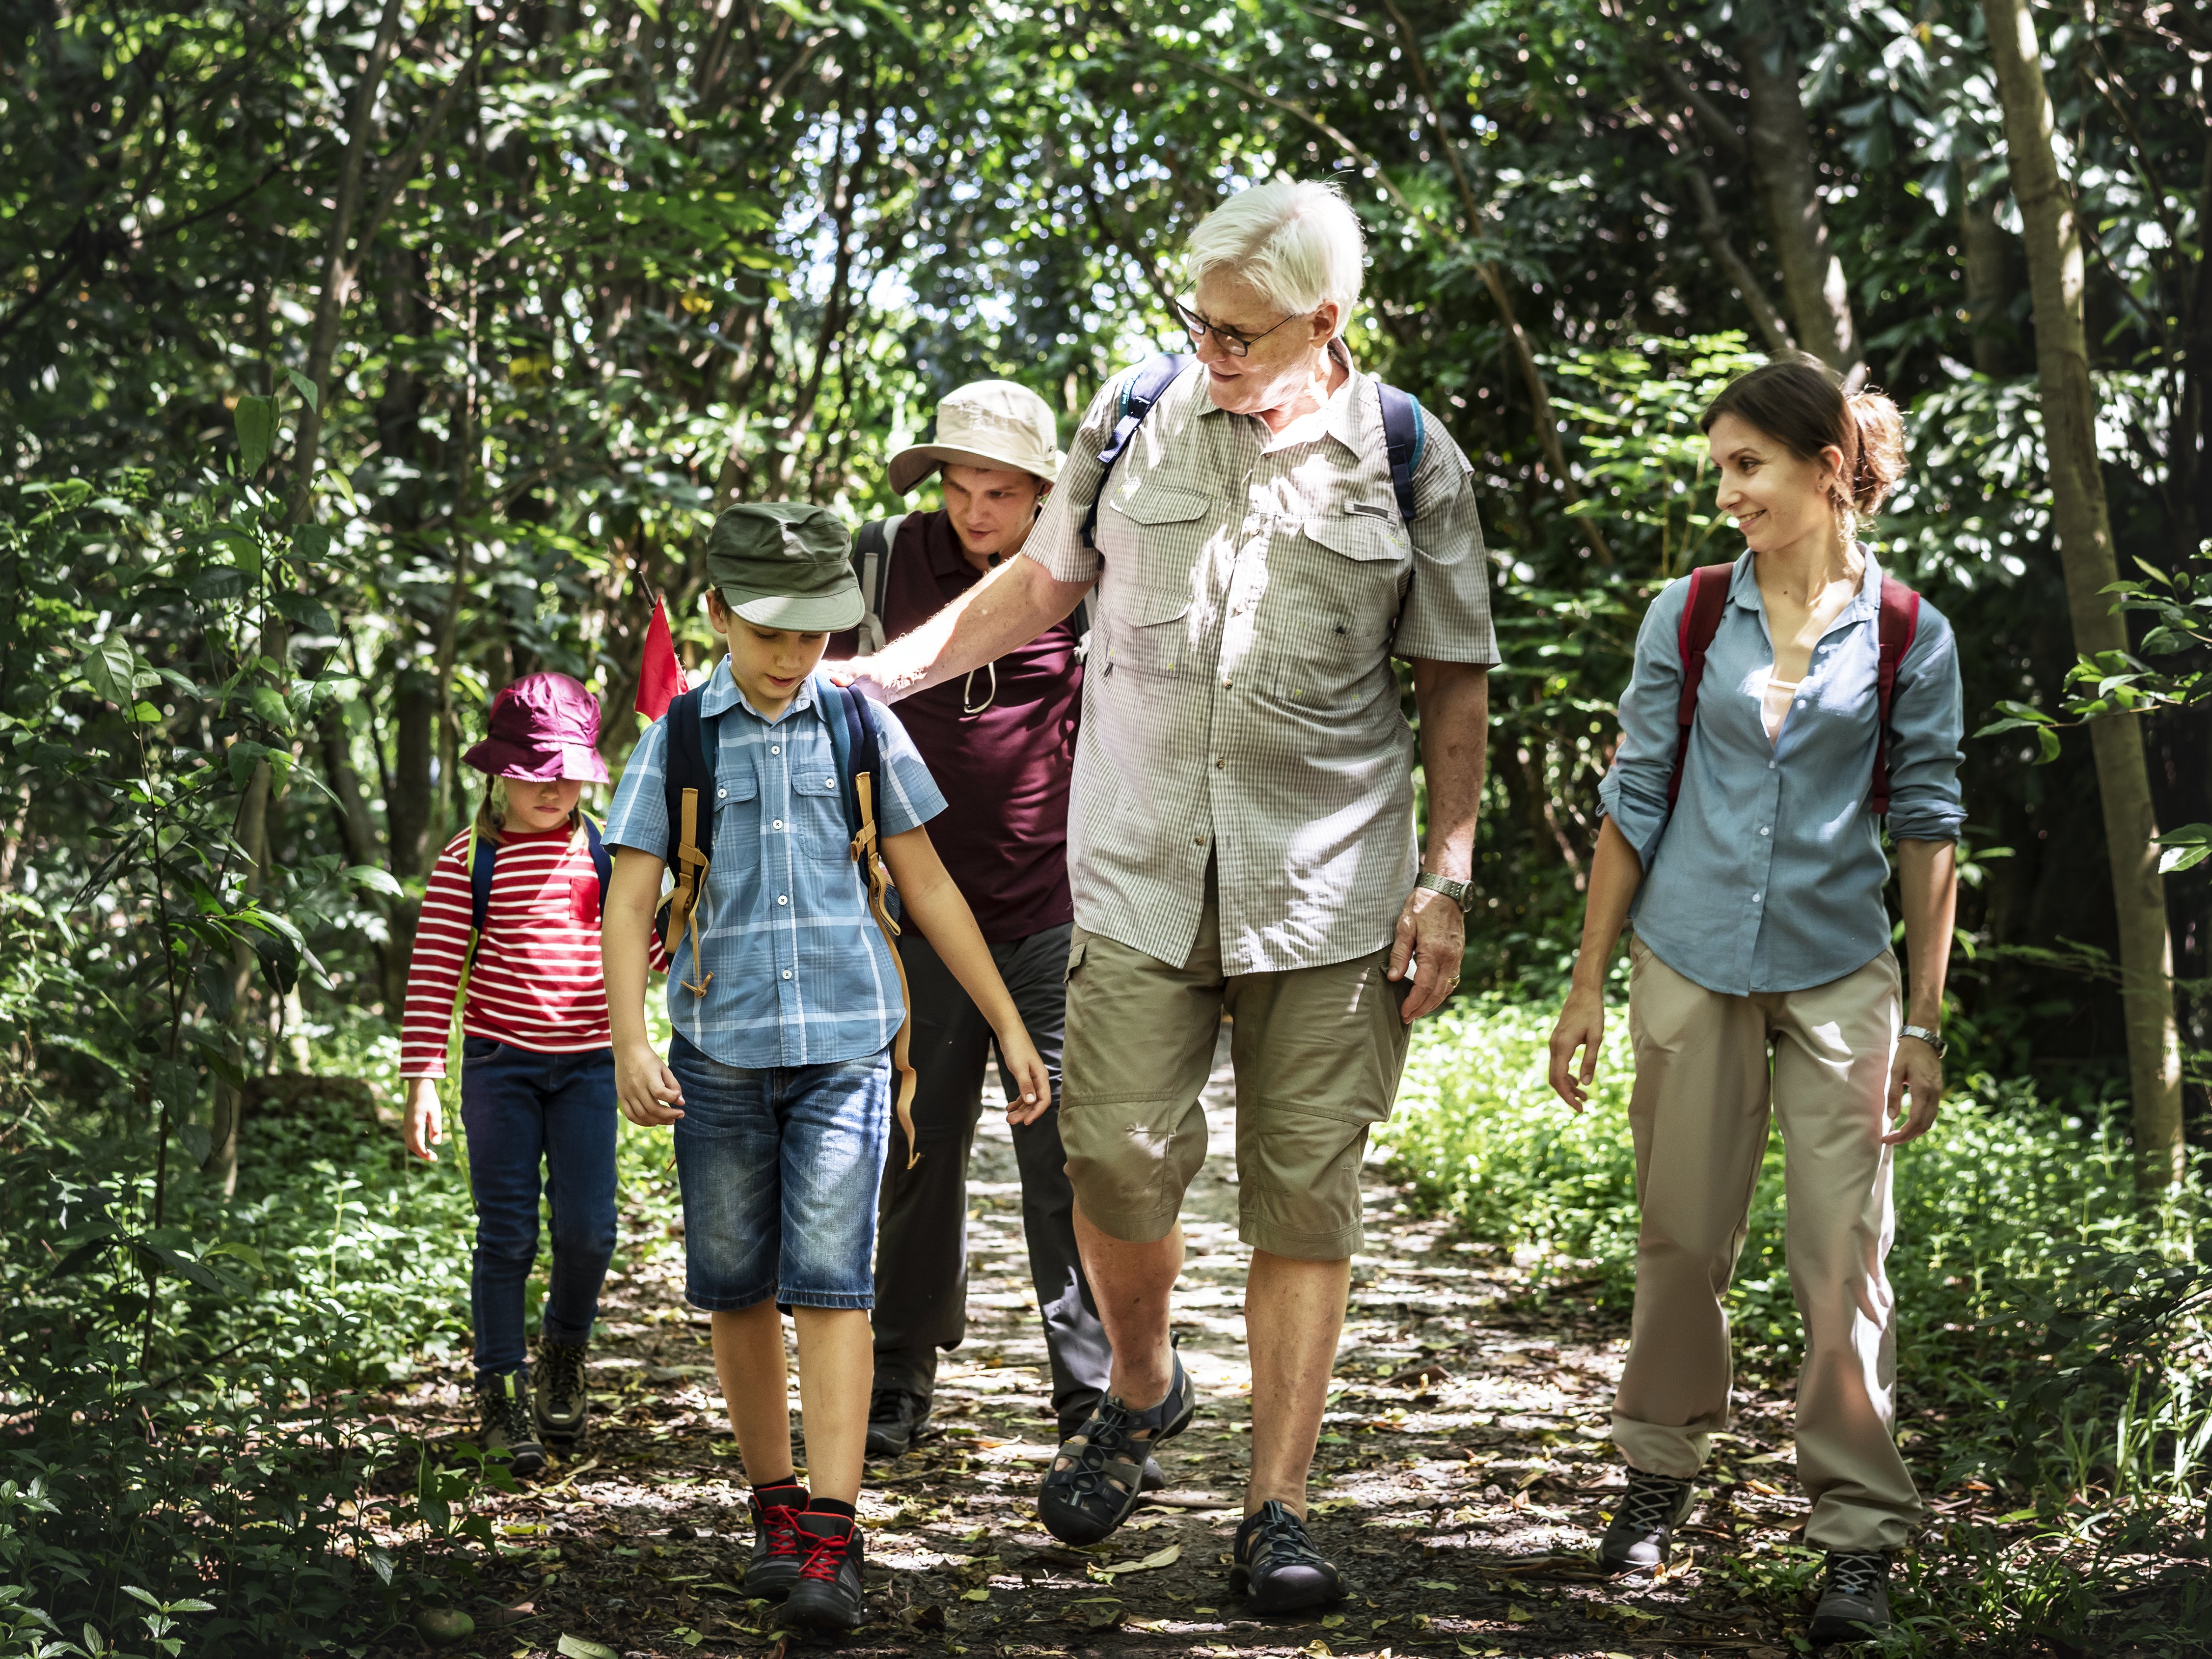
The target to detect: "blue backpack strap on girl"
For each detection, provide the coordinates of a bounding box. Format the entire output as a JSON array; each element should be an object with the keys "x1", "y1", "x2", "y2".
[{"x1": 1077, "y1": 354, "x2": 1425, "y2": 551}]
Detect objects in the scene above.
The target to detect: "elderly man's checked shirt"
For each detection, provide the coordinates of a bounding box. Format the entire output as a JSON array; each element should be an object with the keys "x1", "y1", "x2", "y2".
[
  {"x1": 604, "y1": 664, "x2": 945, "y2": 1068},
  {"x1": 1024, "y1": 352, "x2": 1500, "y2": 976}
]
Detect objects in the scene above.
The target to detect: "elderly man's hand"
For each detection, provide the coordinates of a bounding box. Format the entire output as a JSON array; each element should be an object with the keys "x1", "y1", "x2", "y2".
[{"x1": 1387, "y1": 885, "x2": 1465, "y2": 1022}]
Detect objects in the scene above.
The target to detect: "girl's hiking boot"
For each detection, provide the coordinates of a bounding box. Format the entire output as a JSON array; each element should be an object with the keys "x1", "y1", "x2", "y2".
[
  {"x1": 1596, "y1": 1468, "x2": 1695, "y2": 1572},
  {"x1": 477, "y1": 1371, "x2": 546, "y2": 1479},
  {"x1": 780, "y1": 1514, "x2": 866, "y2": 1631},
  {"x1": 744, "y1": 1483, "x2": 808, "y2": 1600},
  {"x1": 1230, "y1": 1500, "x2": 1344, "y2": 1612},
  {"x1": 1037, "y1": 1347, "x2": 1195, "y2": 1546},
  {"x1": 533, "y1": 1338, "x2": 591, "y2": 1446},
  {"x1": 1809, "y1": 1550, "x2": 1892, "y2": 1642}
]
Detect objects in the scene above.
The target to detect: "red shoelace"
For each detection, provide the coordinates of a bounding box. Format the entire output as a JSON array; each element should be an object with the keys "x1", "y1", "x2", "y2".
[
  {"x1": 797, "y1": 1526, "x2": 853, "y2": 1582},
  {"x1": 757, "y1": 1498, "x2": 803, "y2": 1558}
]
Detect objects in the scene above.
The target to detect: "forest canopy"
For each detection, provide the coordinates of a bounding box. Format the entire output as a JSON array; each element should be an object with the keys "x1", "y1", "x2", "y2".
[{"x1": 2, "y1": 0, "x2": 2209, "y2": 1653}]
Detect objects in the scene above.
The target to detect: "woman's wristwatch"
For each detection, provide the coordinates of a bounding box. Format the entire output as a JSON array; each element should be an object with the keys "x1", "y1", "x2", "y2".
[{"x1": 1900, "y1": 1023, "x2": 1946, "y2": 1058}]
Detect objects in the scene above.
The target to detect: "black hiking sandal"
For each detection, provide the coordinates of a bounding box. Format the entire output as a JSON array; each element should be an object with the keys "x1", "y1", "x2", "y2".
[
  {"x1": 1037, "y1": 1347, "x2": 1196, "y2": 1546},
  {"x1": 1596, "y1": 1468, "x2": 1695, "y2": 1573},
  {"x1": 865, "y1": 1388, "x2": 932, "y2": 1458},
  {"x1": 1059, "y1": 1403, "x2": 1168, "y2": 1493},
  {"x1": 1230, "y1": 1500, "x2": 1345, "y2": 1613},
  {"x1": 780, "y1": 1514, "x2": 867, "y2": 1631},
  {"x1": 477, "y1": 1370, "x2": 546, "y2": 1479},
  {"x1": 1809, "y1": 1550, "x2": 1891, "y2": 1643},
  {"x1": 743, "y1": 1485, "x2": 808, "y2": 1600},
  {"x1": 533, "y1": 1338, "x2": 591, "y2": 1447}
]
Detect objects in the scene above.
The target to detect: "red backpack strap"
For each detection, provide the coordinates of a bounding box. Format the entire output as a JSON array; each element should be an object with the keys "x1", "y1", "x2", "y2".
[
  {"x1": 1869, "y1": 575, "x2": 1922, "y2": 815},
  {"x1": 1666, "y1": 564, "x2": 1736, "y2": 808}
]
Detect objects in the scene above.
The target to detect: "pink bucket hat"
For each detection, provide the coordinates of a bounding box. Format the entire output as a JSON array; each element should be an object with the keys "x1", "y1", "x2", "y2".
[{"x1": 463, "y1": 672, "x2": 611, "y2": 784}]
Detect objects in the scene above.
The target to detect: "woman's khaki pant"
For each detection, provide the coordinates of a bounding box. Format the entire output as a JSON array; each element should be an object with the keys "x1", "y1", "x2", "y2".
[{"x1": 1611, "y1": 939, "x2": 1923, "y2": 1552}]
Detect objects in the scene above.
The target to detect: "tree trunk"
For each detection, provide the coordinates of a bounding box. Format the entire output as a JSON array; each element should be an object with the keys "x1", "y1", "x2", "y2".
[
  {"x1": 1738, "y1": 28, "x2": 1863, "y2": 380},
  {"x1": 1981, "y1": 0, "x2": 2185, "y2": 1195},
  {"x1": 1961, "y1": 176, "x2": 2011, "y2": 378},
  {"x1": 204, "y1": 765, "x2": 271, "y2": 1195}
]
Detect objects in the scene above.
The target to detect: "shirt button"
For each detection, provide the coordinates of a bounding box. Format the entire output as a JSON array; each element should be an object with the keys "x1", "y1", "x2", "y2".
[
  {"x1": 1221, "y1": 676, "x2": 1232, "y2": 688},
  {"x1": 781, "y1": 969, "x2": 792, "y2": 980},
  {"x1": 777, "y1": 894, "x2": 789, "y2": 906},
  {"x1": 1194, "y1": 834, "x2": 1207, "y2": 846},
  {"x1": 717, "y1": 787, "x2": 727, "y2": 799},
  {"x1": 772, "y1": 818, "x2": 784, "y2": 830},
  {"x1": 1760, "y1": 827, "x2": 1770, "y2": 836},
  {"x1": 1752, "y1": 892, "x2": 1763, "y2": 903},
  {"x1": 1768, "y1": 761, "x2": 1777, "y2": 771},
  {"x1": 770, "y1": 744, "x2": 781, "y2": 755},
  {"x1": 1214, "y1": 756, "x2": 1226, "y2": 769}
]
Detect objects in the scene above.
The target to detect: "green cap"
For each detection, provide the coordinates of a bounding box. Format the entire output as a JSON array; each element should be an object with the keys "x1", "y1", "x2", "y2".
[{"x1": 704, "y1": 502, "x2": 863, "y2": 632}]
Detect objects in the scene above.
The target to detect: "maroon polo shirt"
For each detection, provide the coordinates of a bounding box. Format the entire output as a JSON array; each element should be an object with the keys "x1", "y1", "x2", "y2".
[{"x1": 832, "y1": 510, "x2": 1082, "y2": 943}]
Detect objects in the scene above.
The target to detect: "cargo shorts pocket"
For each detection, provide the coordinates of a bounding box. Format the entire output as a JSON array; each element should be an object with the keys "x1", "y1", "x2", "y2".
[
  {"x1": 1233, "y1": 1109, "x2": 1370, "y2": 1260},
  {"x1": 1058, "y1": 1090, "x2": 1205, "y2": 1245}
]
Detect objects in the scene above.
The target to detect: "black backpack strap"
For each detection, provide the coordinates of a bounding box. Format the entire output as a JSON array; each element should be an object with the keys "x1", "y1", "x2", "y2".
[
  {"x1": 852, "y1": 516, "x2": 906, "y2": 653},
  {"x1": 1078, "y1": 353, "x2": 1193, "y2": 551},
  {"x1": 656, "y1": 687, "x2": 717, "y2": 985},
  {"x1": 1377, "y1": 382, "x2": 1425, "y2": 524}
]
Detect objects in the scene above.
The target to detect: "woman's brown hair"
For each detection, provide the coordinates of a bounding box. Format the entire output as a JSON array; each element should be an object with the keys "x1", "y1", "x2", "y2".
[{"x1": 1699, "y1": 354, "x2": 1907, "y2": 520}]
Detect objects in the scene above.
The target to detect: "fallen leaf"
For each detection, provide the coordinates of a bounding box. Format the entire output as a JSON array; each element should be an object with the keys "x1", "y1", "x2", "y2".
[
  {"x1": 1415, "y1": 1578, "x2": 1457, "y2": 1591},
  {"x1": 1489, "y1": 1351, "x2": 1531, "y2": 1366},
  {"x1": 1302, "y1": 1644, "x2": 1333, "y2": 1658},
  {"x1": 1505, "y1": 1605, "x2": 1536, "y2": 1623},
  {"x1": 557, "y1": 1638, "x2": 618, "y2": 1659},
  {"x1": 1092, "y1": 1542, "x2": 1181, "y2": 1578},
  {"x1": 1322, "y1": 1614, "x2": 1346, "y2": 1629},
  {"x1": 416, "y1": 1610, "x2": 474, "y2": 1647},
  {"x1": 961, "y1": 1588, "x2": 990, "y2": 1602}
]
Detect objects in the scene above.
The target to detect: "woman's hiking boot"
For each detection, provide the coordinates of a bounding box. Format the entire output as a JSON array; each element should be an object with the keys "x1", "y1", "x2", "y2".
[
  {"x1": 533, "y1": 1338, "x2": 591, "y2": 1447},
  {"x1": 1230, "y1": 1500, "x2": 1344, "y2": 1612},
  {"x1": 1596, "y1": 1468, "x2": 1695, "y2": 1573},
  {"x1": 1809, "y1": 1550, "x2": 1892, "y2": 1642},
  {"x1": 780, "y1": 1514, "x2": 866, "y2": 1631},
  {"x1": 1037, "y1": 1347, "x2": 1195, "y2": 1546},
  {"x1": 743, "y1": 1482, "x2": 809, "y2": 1600},
  {"x1": 477, "y1": 1371, "x2": 546, "y2": 1479}
]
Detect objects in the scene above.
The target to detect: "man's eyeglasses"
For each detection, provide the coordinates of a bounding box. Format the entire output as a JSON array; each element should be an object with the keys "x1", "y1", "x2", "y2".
[{"x1": 1169, "y1": 297, "x2": 1310, "y2": 358}]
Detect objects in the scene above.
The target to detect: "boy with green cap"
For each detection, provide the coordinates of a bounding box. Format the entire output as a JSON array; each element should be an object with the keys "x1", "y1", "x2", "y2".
[{"x1": 601, "y1": 502, "x2": 1052, "y2": 1633}]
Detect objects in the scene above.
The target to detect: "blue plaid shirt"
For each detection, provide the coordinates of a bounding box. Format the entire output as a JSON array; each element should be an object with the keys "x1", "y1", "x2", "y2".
[{"x1": 604, "y1": 664, "x2": 945, "y2": 1069}]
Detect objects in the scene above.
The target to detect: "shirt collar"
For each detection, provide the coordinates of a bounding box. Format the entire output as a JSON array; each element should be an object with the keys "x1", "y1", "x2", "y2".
[
  {"x1": 1191, "y1": 337, "x2": 1363, "y2": 444},
  {"x1": 697, "y1": 655, "x2": 819, "y2": 724},
  {"x1": 1725, "y1": 546, "x2": 1884, "y2": 626}
]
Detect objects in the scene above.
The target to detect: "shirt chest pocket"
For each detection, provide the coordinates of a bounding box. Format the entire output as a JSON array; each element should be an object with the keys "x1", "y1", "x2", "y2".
[
  {"x1": 791, "y1": 767, "x2": 853, "y2": 861},
  {"x1": 1266, "y1": 511, "x2": 1407, "y2": 713},
  {"x1": 568, "y1": 876, "x2": 601, "y2": 925}
]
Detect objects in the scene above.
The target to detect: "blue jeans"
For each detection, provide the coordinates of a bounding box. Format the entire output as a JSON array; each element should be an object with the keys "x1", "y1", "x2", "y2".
[
  {"x1": 459, "y1": 1037, "x2": 619, "y2": 1379},
  {"x1": 667, "y1": 1034, "x2": 890, "y2": 1312}
]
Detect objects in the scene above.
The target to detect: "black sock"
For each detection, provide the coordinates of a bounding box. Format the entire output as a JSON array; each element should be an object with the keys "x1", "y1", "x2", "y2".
[
  {"x1": 754, "y1": 1475, "x2": 806, "y2": 1505},
  {"x1": 806, "y1": 1496, "x2": 857, "y2": 1528}
]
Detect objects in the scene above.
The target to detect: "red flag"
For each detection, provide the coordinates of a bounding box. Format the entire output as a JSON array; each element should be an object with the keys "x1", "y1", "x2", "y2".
[{"x1": 633, "y1": 595, "x2": 685, "y2": 722}]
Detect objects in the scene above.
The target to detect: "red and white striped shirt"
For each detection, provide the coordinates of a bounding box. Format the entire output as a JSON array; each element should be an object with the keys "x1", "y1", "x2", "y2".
[{"x1": 399, "y1": 824, "x2": 661, "y2": 1078}]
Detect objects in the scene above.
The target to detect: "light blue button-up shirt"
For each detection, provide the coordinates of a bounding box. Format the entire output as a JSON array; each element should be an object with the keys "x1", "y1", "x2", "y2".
[
  {"x1": 1598, "y1": 552, "x2": 1966, "y2": 996},
  {"x1": 604, "y1": 664, "x2": 945, "y2": 1068}
]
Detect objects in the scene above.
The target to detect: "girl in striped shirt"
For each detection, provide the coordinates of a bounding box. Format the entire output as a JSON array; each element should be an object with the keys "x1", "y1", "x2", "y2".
[{"x1": 400, "y1": 671, "x2": 655, "y2": 1476}]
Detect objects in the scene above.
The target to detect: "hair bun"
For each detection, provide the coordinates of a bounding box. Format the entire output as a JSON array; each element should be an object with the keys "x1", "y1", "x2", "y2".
[{"x1": 1847, "y1": 388, "x2": 1907, "y2": 513}]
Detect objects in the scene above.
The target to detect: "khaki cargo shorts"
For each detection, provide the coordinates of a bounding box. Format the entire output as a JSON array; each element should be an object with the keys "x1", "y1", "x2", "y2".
[{"x1": 1058, "y1": 892, "x2": 1411, "y2": 1261}]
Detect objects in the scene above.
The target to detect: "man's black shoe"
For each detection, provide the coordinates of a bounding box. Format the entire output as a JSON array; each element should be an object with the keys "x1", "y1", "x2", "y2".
[
  {"x1": 1230, "y1": 1501, "x2": 1344, "y2": 1612},
  {"x1": 1596, "y1": 1468, "x2": 1695, "y2": 1573},
  {"x1": 780, "y1": 1514, "x2": 867, "y2": 1631},
  {"x1": 533, "y1": 1338, "x2": 591, "y2": 1446},
  {"x1": 1809, "y1": 1550, "x2": 1892, "y2": 1643},
  {"x1": 865, "y1": 1388, "x2": 931, "y2": 1458},
  {"x1": 476, "y1": 1370, "x2": 545, "y2": 1479}
]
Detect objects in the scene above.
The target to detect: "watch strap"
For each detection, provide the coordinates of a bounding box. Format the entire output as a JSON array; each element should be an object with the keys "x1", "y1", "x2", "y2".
[
  {"x1": 1414, "y1": 871, "x2": 1474, "y2": 912},
  {"x1": 1900, "y1": 1023, "x2": 1946, "y2": 1058}
]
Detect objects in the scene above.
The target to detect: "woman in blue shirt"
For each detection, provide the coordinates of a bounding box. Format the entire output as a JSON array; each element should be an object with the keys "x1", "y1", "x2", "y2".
[{"x1": 1547, "y1": 359, "x2": 1965, "y2": 1644}]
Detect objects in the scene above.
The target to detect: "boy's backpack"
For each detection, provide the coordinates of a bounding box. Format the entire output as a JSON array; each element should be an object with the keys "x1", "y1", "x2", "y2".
[
  {"x1": 654, "y1": 672, "x2": 921, "y2": 1166},
  {"x1": 1666, "y1": 561, "x2": 1922, "y2": 813},
  {"x1": 1075, "y1": 353, "x2": 1427, "y2": 551},
  {"x1": 455, "y1": 815, "x2": 612, "y2": 1011},
  {"x1": 852, "y1": 512, "x2": 1092, "y2": 661}
]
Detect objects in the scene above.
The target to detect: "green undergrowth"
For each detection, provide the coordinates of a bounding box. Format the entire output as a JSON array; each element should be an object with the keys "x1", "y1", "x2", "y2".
[
  {"x1": 0, "y1": 1015, "x2": 683, "y2": 1658},
  {"x1": 1381, "y1": 994, "x2": 2212, "y2": 1654}
]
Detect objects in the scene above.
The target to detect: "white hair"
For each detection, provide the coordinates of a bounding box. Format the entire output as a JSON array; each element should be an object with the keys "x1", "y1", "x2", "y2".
[{"x1": 1182, "y1": 179, "x2": 1365, "y2": 331}]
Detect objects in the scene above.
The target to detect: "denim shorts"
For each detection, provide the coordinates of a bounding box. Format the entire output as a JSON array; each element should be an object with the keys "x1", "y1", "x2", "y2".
[{"x1": 667, "y1": 1033, "x2": 892, "y2": 1312}]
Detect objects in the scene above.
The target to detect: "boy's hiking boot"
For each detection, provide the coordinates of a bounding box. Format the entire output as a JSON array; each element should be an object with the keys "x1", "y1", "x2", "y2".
[
  {"x1": 533, "y1": 1338, "x2": 591, "y2": 1447},
  {"x1": 780, "y1": 1514, "x2": 866, "y2": 1631},
  {"x1": 865, "y1": 1388, "x2": 931, "y2": 1458},
  {"x1": 477, "y1": 1371, "x2": 545, "y2": 1479},
  {"x1": 1596, "y1": 1468, "x2": 1695, "y2": 1573},
  {"x1": 1230, "y1": 1500, "x2": 1344, "y2": 1612},
  {"x1": 744, "y1": 1483, "x2": 809, "y2": 1600},
  {"x1": 1038, "y1": 1348, "x2": 1196, "y2": 1546},
  {"x1": 1809, "y1": 1550, "x2": 1891, "y2": 1642}
]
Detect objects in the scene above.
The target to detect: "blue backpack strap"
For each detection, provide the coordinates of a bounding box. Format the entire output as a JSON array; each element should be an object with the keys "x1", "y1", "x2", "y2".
[
  {"x1": 1079, "y1": 353, "x2": 1193, "y2": 550},
  {"x1": 820, "y1": 677, "x2": 880, "y2": 840},
  {"x1": 1377, "y1": 382, "x2": 1425, "y2": 524},
  {"x1": 581, "y1": 815, "x2": 611, "y2": 912},
  {"x1": 468, "y1": 826, "x2": 496, "y2": 940}
]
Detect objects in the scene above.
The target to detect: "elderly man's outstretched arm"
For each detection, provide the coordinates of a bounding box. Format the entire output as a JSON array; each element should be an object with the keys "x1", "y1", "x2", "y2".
[{"x1": 828, "y1": 554, "x2": 1091, "y2": 703}]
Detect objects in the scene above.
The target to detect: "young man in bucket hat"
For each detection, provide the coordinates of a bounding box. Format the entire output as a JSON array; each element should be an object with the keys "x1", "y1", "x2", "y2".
[
  {"x1": 600, "y1": 502, "x2": 1055, "y2": 1632},
  {"x1": 829, "y1": 384, "x2": 1150, "y2": 1487}
]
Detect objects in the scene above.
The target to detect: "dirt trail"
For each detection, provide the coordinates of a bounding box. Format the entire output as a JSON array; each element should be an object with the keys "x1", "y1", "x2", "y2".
[{"x1": 392, "y1": 1028, "x2": 1824, "y2": 1659}]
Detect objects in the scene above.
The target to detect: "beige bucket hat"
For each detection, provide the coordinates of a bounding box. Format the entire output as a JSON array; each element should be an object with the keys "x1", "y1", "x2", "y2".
[{"x1": 887, "y1": 380, "x2": 1064, "y2": 496}]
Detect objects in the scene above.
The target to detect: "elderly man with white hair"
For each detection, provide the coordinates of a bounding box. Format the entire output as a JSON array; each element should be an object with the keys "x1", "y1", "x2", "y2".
[{"x1": 835, "y1": 179, "x2": 1496, "y2": 1610}]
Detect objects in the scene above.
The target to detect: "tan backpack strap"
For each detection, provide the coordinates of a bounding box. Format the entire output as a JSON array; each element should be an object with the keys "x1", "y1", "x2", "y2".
[
  {"x1": 674, "y1": 786, "x2": 714, "y2": 996},
  {"x1": 851, "y1": 771, "x2": 919, "y2": 1167}
]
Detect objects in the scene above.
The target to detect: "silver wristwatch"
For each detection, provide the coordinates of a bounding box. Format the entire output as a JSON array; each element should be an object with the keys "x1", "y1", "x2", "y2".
[
  {"x1": 1414, "y1": 871, "x2": 1475, "y2": 914},
  {"x1": 1900, "y1": 1023, "x2": 1946, "y2": 1059}
]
